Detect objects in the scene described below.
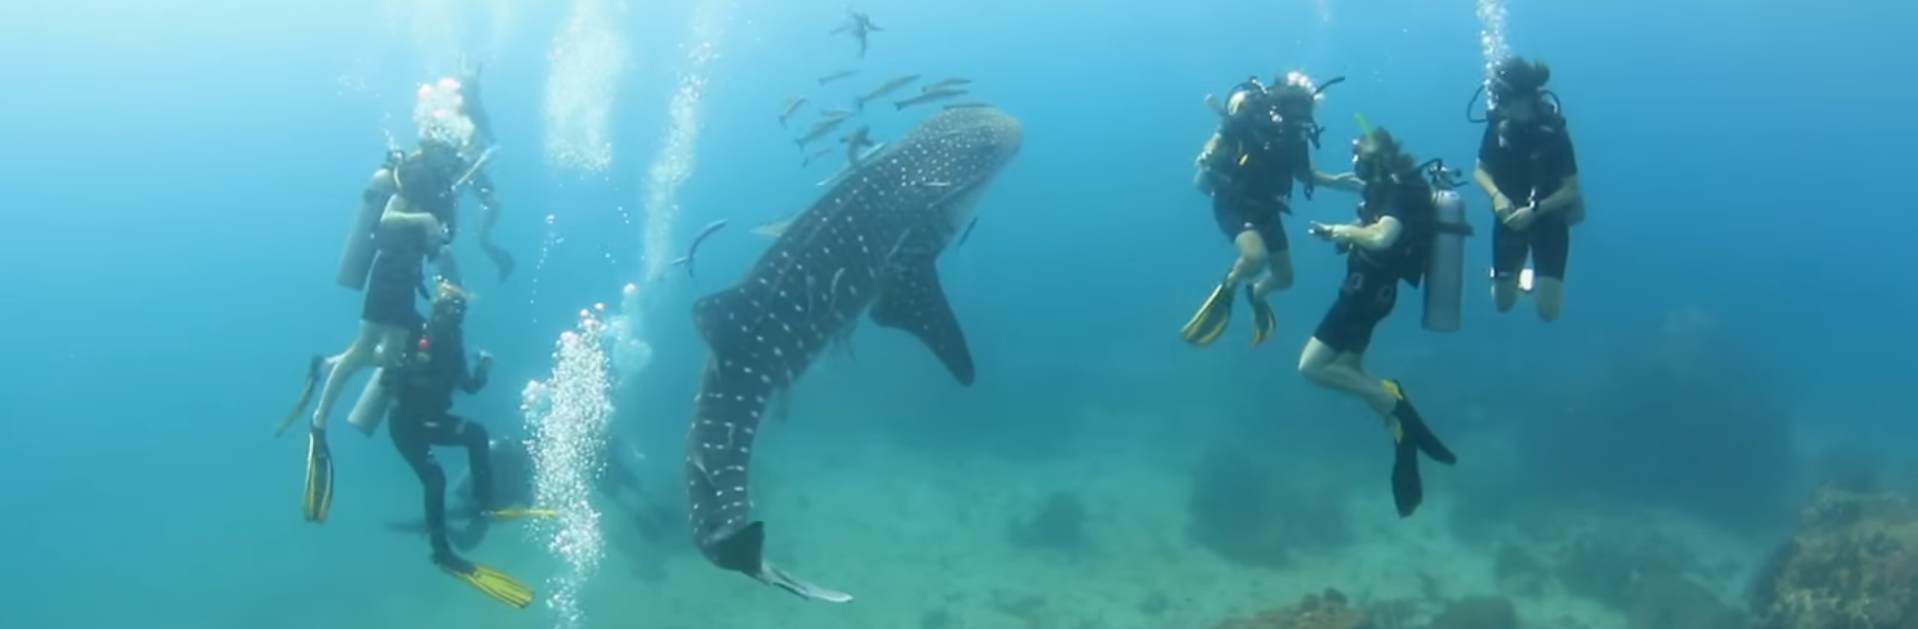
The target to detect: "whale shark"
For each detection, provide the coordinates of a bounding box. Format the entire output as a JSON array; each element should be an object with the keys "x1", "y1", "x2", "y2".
[{"x1": 681, "y1": 106, "x2": 1024, "y2": 601}]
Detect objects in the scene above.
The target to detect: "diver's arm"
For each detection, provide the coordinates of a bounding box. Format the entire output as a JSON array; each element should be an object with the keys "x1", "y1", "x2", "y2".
[
  {"x1": 1533, "y1": 175, "x2": 1582, "y2": 215},
  {"x1": 378, "y1": 195, "x2": 441, "y2": 232},
  {"x1": 460, "y1": 350, "x2": 492, "y2": 394},
  {"x1": 1308, "y1": 169, "x2": 1361, "y2": 192},
  {"x1": 1472, "y1": 162, "x2": 1515, "y2": 215},
  {"x1": 1193, "y1": 134, "x2": 1226, "y2": 194},
  {"x1": 1330, "y1": 216, "x2": 1404, "y2": 252}
]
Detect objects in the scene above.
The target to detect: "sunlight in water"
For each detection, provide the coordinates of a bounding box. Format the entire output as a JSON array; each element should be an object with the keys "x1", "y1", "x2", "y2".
[
  {"x1": 637, "y1": 0, "x2": 732, "y2": 288},
  {"x1": 1476, "y1": 0, "x2": 1511, "y2": 84},
  {"x1": 408, "y1": 0, "x2": 465, "y2": 71},
  {"x1": 542, "y1": 0, "x2": 629, "y2": 173},
  {"x1": 523, "y1": 306, "x2": 616, "y2": 629}
]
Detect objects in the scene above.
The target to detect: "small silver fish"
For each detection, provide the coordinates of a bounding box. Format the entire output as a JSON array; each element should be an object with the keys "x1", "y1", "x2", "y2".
[
  {"x1": 670, "y1": 220, "x2": 729, "y2": 278},
  {"x1": 816, "y1": 69, "x2": 858, "y2": 86},
  {"x1": 777, "y1": 96, "x2": 807, "y2": 127},
  {"x1": 922, "y1": 77, "x2": 972, "y2": 92},
  {"x1": 841, "y1": 125, "x2": 874, "y2": 166},
  {"x1": 855, "y1": 74, "x2": 920, "y2": 110},
  {"x1": 894, "y1": 88, "x2": 968, "y2": 111},
  {"x1": 794, "y1": 115, "x2": 850, "y2": 149}
]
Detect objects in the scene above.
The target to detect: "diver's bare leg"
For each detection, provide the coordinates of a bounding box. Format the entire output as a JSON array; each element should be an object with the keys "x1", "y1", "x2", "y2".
[
  {"x1": 1252, "y1": 248, "x2": 1294, "y2": 298},
  {"x1": 1533, "y1": 277, "x2": 1565, "y2": 322},
  {"x1": 1298, "y1": 338, "x2": 1395, "y2": 420},
  {"x1": 313, "y1": 322, "x2": 406, "y2": 430},
  {"x1": 1225, "y1": 229, "x2": 1269, "y2": 288}
]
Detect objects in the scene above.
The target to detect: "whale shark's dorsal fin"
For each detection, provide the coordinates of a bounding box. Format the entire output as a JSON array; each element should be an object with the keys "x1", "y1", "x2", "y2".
[{"x1": 869, "y1": 257, "x2": 975, "y2": 385}]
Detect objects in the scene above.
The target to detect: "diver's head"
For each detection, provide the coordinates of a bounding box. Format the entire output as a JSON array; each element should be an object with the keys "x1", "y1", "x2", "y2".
[
  {"x1": 1271, "y1": 71, "x2": 1321, "y2": 123},
  {"x1": 429, "y1": 279, "x2": 469, "y2": 329},
  {"x1": 415, "y1": 78, "x2": 476, "y2": 149},
  {"x1": 1351, "y1": 127, "x2": 1417, "y2": 188},
  {"x1": 1489, "y1": 57, "x2": 1551, "y2": 123}
]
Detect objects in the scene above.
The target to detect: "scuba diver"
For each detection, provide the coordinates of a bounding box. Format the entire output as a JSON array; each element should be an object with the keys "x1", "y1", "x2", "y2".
[
  {"x1": 1470, "y1": 56, "x2": 1583, "y2": 322},
  {"x1": 279, "y1": 73, "x2": 522, "y2": 515},
  {"x1": 1299, "y1": 125, "x2": 1458, "y2": 518},
  {"x1": 1182, "y1": 71, "x2": 1361, "y2": 348},
  {"x1": 380, "y1": 280, "x2": 538, "y2": 609}
]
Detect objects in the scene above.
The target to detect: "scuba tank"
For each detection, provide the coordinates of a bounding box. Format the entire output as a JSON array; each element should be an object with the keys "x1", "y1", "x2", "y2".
[
  {"x1": 1420, "y1": 161, "x2": 1474, "y2": 333},
  {"x1": 335, "y1": 149, "x2": 408, "y2": 291}
]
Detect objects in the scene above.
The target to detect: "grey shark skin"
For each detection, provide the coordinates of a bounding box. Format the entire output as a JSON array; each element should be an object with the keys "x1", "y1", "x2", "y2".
[{"x1": 683, "y1": 106, "x2": 1024, "y2": 601}]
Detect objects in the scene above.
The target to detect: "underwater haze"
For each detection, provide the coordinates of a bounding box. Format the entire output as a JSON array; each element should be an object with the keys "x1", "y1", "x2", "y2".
[{"x1": 0, "y1": 0, "x2": 1913, "y2": 628}]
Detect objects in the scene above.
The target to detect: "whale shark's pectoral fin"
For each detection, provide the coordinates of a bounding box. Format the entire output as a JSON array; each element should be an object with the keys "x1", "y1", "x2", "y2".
[{"x1": 870, "y1": 259, "x2": 975, "y2": 385}]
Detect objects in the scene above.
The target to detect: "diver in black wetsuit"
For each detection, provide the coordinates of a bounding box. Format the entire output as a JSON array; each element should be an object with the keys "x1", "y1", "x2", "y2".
[{"x1": 382, "y1": 281, "x2": 536, "y2": 609}]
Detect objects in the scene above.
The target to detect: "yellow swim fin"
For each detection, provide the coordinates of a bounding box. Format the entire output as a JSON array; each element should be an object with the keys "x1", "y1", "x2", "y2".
[
  {"x1": 1246, "y1": 285, "x2": 1276, "y2": 347},
  {"x1": 274, "y1": 355, "x2": 326, "y2": 437},
  {"x1": 303, "y1": 428, "x2": 334, "y2": 523},
  {"x1": 484, "y1": 507, "x2": 559, "y2": 522},
  {"x1": 1180, "y1": 278, "x2": 1236, "y2": 347},
  {"x1": 440, "y1": 558, "x2": 535, "y2": 609}
]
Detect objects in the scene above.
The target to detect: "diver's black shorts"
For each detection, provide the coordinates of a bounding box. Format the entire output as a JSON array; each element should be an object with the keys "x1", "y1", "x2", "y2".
[
  {"x1": 1312, "y1": 259, "x2": 1400, "y2": 354},
  {"x1": 364, "y1": 249, "x2": 424, "y2": 328},
  {"x1": 1492, "y1": 211, "x2": 1571, "y2": 281},
  {"x1": 1212, "y1": 195, "x2": 1289, "y2": 253},
  {"x1": 391, "y1": 411, "x2": 486, "y2": 456}
]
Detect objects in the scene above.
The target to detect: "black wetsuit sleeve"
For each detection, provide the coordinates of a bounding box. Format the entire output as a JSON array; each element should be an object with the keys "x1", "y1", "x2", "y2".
[
  {"x1": 1475, "y1": 122, "x2": 1501, "y2": 166},
  {"x1": 1289, "y1": 137, "x2": 1315, "y2": 186},
  {"x1": 1546, "y1": 122, "x2": 1579, "y2": 179}
]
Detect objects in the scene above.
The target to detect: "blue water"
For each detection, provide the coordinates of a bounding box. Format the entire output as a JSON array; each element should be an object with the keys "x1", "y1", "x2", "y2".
[{"x1": 1, "y1": 0, "x2": 1912, "y2": 628}]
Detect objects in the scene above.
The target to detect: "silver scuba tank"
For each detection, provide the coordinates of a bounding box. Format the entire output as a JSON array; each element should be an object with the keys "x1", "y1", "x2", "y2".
[{"x1": 1422, "y1": 189, "x2": 1472, "y2": 332}]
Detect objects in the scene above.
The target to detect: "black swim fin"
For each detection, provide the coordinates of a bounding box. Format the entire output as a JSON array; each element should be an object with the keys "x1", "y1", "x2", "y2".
[
  {"x1": 1384, "y1": 380, "x2": 1457, "y2": 464},
  {"x1": 1382, "y1": 380, "x2": 1456, "y2": 518},
  {"x1": 1247, "y1": 285, "x2": 1276, "y2": 347},
  {"x1": 274, "y1": 355, "x2": 326, "y2": 437},
  {"x1": 1180, "y1": 277, "x2": 1236, "y2": 346}
]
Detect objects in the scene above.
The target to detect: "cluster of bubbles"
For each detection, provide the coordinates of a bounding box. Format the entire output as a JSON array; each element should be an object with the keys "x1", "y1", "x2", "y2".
[
  {"x1": 521, "y1": 305, "x2": 616, "y2": 629},
  {"x1": 1475, "y1": 0, "x2": 1512, "y2": 86},
  {"x1": 606, "y1": 283, "x2": 655, "y2": 389},
  {"x1": 638, "y1": 3, "x2": 730, "y2": 286},
  {"x1": 542, "y1": 0, "x2": 629, "y2": 174},
  {"x1": 415, "y1": 77, "x2": 476, "y2": 149}
]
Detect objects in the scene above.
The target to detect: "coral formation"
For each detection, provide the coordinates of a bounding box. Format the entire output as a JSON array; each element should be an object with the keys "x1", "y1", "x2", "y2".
[
  {"x1": 1186, "y1": 446, "x2": 1352, "y2": 568},
  {"x1": 1204, "y1": 589, "x2": 1371, "y2": 629},
  {"x1": 1751, "y1": 484, "x2": 1918, "y2": 629},
  {"x1": 1511, "y1": 307, "x2": 1797, "y2": 532}
]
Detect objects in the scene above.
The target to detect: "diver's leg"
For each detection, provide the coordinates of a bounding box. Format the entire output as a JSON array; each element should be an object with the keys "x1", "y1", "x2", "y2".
[
  {"x1": 312, "y1": 322, "x2": 383, "y2": 430},
  {"x1": 1298, "y1": 267, "x2": 1399, "y2": 419},
  {"x1": 393, "y1": 419, "x2": 457, "y2": 560},
  {"x1": 1300, "y1": 339, "x2": 1396, "y2": 419},
  {"x1": 1531, "y1": 216, "x2": 1571, "y2": 323},
  {"x1": 431, "y1": 243, "x2": 465, "y2": 288},
  {"x1": 1489, "y1": 220, "x2": 1527, "y2": 313},
  {"x1": 1227, "y1": 229, "x2": 1269, "y2": 288},
  {"x1": 1251, "y1": 219, "x2": 1293, "y2": 298},
  {"x1": 344, "y1": 324, "x2": 409, "y2": 435},
  {"x1": 452, "y1": 417, "x2": 496, "y2": 511}
]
